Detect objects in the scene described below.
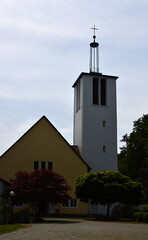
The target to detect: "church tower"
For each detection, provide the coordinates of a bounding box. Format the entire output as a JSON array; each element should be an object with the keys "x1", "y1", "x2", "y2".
[{"x1": 73, "y1": 26, "x2": 118, "y2": 172}]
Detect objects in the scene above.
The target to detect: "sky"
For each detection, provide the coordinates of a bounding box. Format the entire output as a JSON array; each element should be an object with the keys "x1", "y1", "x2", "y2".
[{"x1": 0, "y1": 0, "x2": 148, "y2": 155}]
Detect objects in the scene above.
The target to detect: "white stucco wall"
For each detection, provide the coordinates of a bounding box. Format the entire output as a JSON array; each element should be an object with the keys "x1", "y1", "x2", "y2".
[{"x1": 73, "y1": 73, "x2": 118, "y2": 172}]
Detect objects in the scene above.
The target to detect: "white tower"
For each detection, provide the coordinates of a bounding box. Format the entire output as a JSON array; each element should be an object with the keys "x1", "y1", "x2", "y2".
[{"x1": 73, "y1": 26, "x2": 118, "y2": 172}]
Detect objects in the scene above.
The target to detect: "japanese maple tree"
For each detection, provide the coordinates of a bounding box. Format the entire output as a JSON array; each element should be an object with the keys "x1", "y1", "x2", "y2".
[{"x1": 7, "y1": 169, "x2": 71, "y2": 218}]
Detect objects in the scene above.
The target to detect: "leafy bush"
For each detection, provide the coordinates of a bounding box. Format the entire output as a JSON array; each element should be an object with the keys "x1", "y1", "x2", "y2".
[
  {"x1": 143, "y1": 213, "x2": 148, "y2": 223},
  {"x1": 136, "y1": 212, "x2": 144, "y2": 222},
  {"x1": 142, "y1": 205, "x2": 148, "y2": 212},
  {"x1": 133, "y1": 212, "x2": 145, "y2": 222},
  {"x1": 133, "y1": 212, "x2": 139, "y2": 221},
  {"x1": 0, "y1": 199, "x2": 8, "y2": 224},
  {"x1": 112, "y1": 203, "x2": 136, "y2": 219},
  {"x1": 133, "y1": 211, "x2": 148, "y2": 223}
]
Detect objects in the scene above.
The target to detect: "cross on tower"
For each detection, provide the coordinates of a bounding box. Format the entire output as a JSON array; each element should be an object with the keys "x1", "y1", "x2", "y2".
[{"x1": 91, "y1": 25, "x2": 98, "y2": 37}]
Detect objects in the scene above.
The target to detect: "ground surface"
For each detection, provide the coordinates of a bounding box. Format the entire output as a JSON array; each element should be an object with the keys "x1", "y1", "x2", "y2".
[{"x1": 0, "y1": 218, "x2": 148, "y2": 240}]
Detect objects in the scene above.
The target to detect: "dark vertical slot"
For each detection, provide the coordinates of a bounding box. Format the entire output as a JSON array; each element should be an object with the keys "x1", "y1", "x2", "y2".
[
  {"x1": 93, "y1": 78, "x2": 99, "y2": 104},
  {"x1": 101, "y1": 79, "x2": 106, "y2": 105}
]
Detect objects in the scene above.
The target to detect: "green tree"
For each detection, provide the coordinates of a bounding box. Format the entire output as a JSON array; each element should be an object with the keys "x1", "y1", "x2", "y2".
[
  {"x1": 136, "y1": 168, "x2": 148, "y2": 202},
  {"x1": 75, "y1": 171, "x2": 143, "y2": 217},
  {"x1": 118, "y1": 114, "x2": 148, "y2": 179},
  {"x1": 6, "y1": 169, "x2": 71, "y2": 220}
]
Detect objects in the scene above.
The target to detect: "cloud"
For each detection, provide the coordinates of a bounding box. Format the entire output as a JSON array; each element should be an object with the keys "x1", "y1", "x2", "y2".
[
  {"x1": 59, "y1": 126, "x2": 73, "y2": 145},
  {"x1": 0, "y1": 0, "x2": 148, "y2": 155},
  {"x1": 16, "y1": 117, "x2": 37, "y2": 134}
]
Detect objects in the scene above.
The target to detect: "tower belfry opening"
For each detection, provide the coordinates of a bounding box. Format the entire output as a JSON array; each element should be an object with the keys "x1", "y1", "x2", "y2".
[{"x1": 89, "y1": 25, "x2": 99, "y2": 73}]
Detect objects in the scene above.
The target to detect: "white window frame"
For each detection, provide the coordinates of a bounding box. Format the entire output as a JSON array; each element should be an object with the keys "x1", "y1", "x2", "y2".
[
  {"x1": 14, "y1": 203, "x2": 24, "y2": 208},
  {"x1": 34, "y1": 161, "x2": 53, "y2": 170},
  {"x1": 62, "y1": 199, "x2": 77, "y2": 208}
]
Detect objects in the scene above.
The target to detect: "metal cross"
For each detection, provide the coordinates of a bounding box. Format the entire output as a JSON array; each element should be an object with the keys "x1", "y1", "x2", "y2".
[{"x1": 91, "y1": 25, "x2": 98, "y2": 36}]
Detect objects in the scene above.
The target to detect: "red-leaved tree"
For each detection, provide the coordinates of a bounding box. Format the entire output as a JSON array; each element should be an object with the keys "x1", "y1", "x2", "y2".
[{"x1": 7, "y1": 169, "x2": 71, "y2": 218}]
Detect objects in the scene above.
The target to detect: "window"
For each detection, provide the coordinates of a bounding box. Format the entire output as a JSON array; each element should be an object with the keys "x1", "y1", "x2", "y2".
[
  {"x1": 76, "y1": 80, "x2": 80, "y2": 111},
  {"x1": 34, "y1": 161, "x2": 53, "y2": 170},
  {"x1": 103, "y1": 121, "x2": 106, "y2": 127},
  {"x1": 14, "y1": 203, "x2": 23, "y2": 208},
  {"x1": 103, "y1": 145, "x2": 106, "y2": 152},
  {"x1": 70, "y1": 199, "x2": 77, "y2": 208},
  {"x1": 41, "y1": 161, "x2": 46, "y2": 169},
  {"x1": 48, "y1": 162, "x2": 53, "y2": 170},
  {"x1": 63, "y1": 201, "x2": 69, "y2": 208},
  {"x1": 62, "y1": 199, "x2": 77, "y2": 208},
  {"x1": 93, "y1": 78, "x2": 107, "y2": 106},
  {"x1": 34, "y1": 161, "x2": 39, "y2": 169},
  {"x1": 93, "y1": 78, "x2": 99, "y2": 104},
  {"x1": 101, "y1": 79, "x2": 106, "y2": 105}
]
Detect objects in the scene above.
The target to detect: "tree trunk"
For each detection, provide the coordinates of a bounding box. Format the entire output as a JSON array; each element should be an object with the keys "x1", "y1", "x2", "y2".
[
  {"x1": 107, "y1": 203, "x2": 110, "y2": 218},
  {"x1": 33, "y1": 202, "x2": 41, "y2": 221},
  {"x1": 33, "y1": 202, "x2": 38, "y2": 217}
]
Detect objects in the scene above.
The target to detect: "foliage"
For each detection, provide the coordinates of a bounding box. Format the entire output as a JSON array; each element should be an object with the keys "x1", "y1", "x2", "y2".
[
  {"x1": 141, "y1": 205, "x2": 148, "y2": 212},
  {"x1": 118, "y1": 114, "x2": 148, "y2": 180},
  {"x1": 133, "y1": 211, "x2": 148, "y2": 223},
  {"x1": 76, "y1": 171, "x2": 143, "y2": 216},
  {"x1": 133, "y1": 205, "x2": 148, "y2": 222},
  {"x1": 6, "y1": 169, "x2": 71, "y2": 218},
  {"x1": 111, "y1": 203, "x2": 136, "y2": 219},
  {"x1": 0, "y1": 224, "x2": 23, "y2": 234},
  {"x1": 136, "y1": 168, "x2": 148, "y2": 202},
  {"x1": 133, "y1": 212, "x2": 144, "y2": 222},
  {"x1": 0, "y1": 199, "x2": 8, "y2": 224},
  {"x1": 143, "y1": 212, "x2": 148, "y2": 223}
]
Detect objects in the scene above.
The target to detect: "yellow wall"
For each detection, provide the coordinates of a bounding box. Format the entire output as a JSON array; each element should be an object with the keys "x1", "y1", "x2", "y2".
[
  {"x1": 0, "y1": 116, "x2": 88, "y2": 215},
  {"x1": 59, "y1": 200, "x2": 88, "y2": 215}
]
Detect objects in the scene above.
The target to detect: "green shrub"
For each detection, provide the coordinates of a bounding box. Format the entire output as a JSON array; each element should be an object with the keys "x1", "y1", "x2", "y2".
[
  {"x1": 133, "y1": 212, "x2": 139, "y2": 221},
  {"x1": 0, "y1": 200, "x2": 8, "y2": 224},
  {"x1": 143, "y1": 212, "x2": 148, "y2": 223},
  {"x1": 136, "y1": 212, "x2": 144, "y2": 222},
  {"x1": 142, "y1": 205, "x2": 148, "y2": 212},
  {"x1": 112, "y1": 203, "x2": 136, "y2": 219}
]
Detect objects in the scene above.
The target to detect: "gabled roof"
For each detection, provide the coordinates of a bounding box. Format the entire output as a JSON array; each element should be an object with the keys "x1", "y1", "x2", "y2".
[
  {"x1": 0, "y1": 116, "x2": 90, "y2": 170},
  {"x1": 0, "y1": 178, "x2": 9, "y2": 185},
  {"x1": 71, "y1": 145, "x2": 82, "y2": 157}
]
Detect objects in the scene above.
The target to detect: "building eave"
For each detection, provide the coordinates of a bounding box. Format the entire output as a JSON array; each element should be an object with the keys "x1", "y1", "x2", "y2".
[{"x1": 72, "y1": 72, "x2": 118, "y2": 87}]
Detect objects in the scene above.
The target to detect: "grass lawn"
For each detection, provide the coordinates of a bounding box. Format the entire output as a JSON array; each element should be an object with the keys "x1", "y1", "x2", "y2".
[{"x1": 0, "y1": 224, "x2": 23, "y2": 235}]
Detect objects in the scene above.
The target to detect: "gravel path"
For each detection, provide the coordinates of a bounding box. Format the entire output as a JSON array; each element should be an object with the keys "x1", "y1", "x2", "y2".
[{"x1": 0, "y1": 218, "x2": 148, "y2": 240}]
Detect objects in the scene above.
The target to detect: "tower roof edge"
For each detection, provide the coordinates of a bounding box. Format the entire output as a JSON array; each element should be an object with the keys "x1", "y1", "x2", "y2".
[{"x1": 72, "y1": 72, "x2": 118, "y2": 87}]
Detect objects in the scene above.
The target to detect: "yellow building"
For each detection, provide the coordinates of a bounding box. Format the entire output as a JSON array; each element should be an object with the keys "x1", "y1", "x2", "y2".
[{"x1": 0, "y1": 116, "x2": 89, "y2": 215}]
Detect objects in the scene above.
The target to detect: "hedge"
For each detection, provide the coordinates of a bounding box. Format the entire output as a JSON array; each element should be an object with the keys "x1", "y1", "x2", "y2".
[{"x1": 133, "y1": 212, "x2": 148, "y2": 223}]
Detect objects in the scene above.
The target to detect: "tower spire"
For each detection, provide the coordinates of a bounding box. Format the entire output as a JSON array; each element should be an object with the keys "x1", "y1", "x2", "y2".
[{"x1": 89, "y1": 25, "x2": 99, "y2": 73}]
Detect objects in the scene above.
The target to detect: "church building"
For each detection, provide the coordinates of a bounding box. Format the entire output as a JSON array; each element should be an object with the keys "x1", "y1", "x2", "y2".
[{"x1": 0, "y1": 27, "x2": 118, "y2": 216}]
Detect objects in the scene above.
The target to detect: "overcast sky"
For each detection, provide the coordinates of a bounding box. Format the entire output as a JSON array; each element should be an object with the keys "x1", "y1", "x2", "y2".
[{"x1": 0, "y1": 0, "x2": 147, "y2": 155}]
